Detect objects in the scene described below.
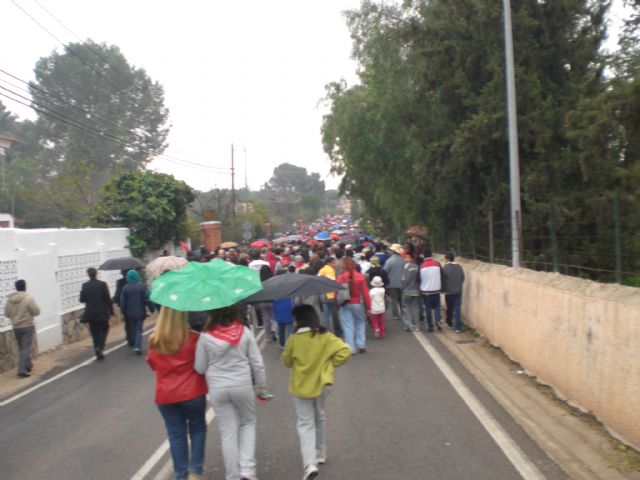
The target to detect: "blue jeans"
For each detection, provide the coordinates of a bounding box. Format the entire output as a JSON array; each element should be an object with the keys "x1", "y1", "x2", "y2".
[
  {"x1": 278, "y1": 323, "x2": 293, "y2": 348},
  {"x1": 421, "y1": 294, "x2": 441, "y2": 330},
  {"x1": 445, "y1": 293, "x2": 462, "y2": 330},
  {"x1": 134, "y1": 318, "x2": 144, "y2": 351},
  {"x1": 321, "y1": 301, "x2": 342, "y2": 337},
  {"x1": 340, "y1": 303, "x2": 366, "y2": 353},
  {"x1": 157, "y1": 395, "x2": 207, "y2": 480}
]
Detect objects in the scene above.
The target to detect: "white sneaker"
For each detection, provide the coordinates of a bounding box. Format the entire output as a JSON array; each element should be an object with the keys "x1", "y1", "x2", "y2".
[
  {"x1": 303, "y1": 464, "x2": 319, "y2": 479},
  {"x1": 317, "y1": 457, "x2": 326, "y2": 465}
]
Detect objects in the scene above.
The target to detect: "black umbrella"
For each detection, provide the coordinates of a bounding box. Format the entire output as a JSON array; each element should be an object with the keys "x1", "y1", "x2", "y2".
[
  {"x1": 98, "y1": 256, "x2": 145, "y2": 271},
  {"x1": 246, "y1": 273, "x2": 347, "y2": 302}
]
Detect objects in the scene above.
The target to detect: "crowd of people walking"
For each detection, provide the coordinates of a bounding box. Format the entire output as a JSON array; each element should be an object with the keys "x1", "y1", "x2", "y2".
[
  {"x1": 140, "y1": 236, "x2": 466, "y2": 480},
  {"x1": 4, "y1": 229, "x2": 465, "y2": 480}
]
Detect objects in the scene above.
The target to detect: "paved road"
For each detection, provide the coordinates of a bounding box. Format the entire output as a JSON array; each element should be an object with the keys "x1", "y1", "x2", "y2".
[{"x1": 0, "y1": 318, "x2": 566, "y2": 480}]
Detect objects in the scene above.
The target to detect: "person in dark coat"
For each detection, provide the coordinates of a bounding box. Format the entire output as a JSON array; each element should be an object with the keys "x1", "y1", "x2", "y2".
[
  {"x1": 112, "y1": 269, "x2": 128, "y2": 306},
  {"x1": 366, "y1": 256, "x2": 389, "y2": 288},
  {"x1": 120, "y1": 270, "x2": 151, "y2": 355},
  {"x1": 80, "y1": 267, "x2": 114, "y2": 360}
]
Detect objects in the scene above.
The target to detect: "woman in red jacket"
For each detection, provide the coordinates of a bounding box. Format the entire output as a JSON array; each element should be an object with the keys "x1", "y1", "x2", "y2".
[
  {"x1": 336, "y1": 256, "x2": 371, "y2": 354},
  {"x1": 147, "y1": 308, "x2": 208, "y2": 480}
]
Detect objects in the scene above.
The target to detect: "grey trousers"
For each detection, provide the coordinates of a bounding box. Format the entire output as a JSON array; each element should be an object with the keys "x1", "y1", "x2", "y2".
[
  {"x1": 401, "y1": 294, "x2": 421, "y2": 328},
  {"x1": 388, "y1": 287, "x2": 403, "y2": 319},
  {"x1": 14, "y1": 326, "x2": 34, "y2": 375},
  {"x1": 292, "y1": 386, "x2": 331, "y2": 469},
  {"x1": 210, "y1": 385, "x2": 257, "y2": 480}
]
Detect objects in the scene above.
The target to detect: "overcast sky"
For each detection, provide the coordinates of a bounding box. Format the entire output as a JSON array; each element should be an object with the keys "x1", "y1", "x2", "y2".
[{"x1": 0, "y1": 0, "x2": 633, "y2": 193}]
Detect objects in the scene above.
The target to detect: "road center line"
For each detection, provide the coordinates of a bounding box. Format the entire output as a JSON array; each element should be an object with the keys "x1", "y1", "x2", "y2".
[
  {"x1": 414, "y1": 332, "x2": 545, "y2": 480},
  {"x1": 0, "y1": 327, "x2": 155, "y2": 408}
]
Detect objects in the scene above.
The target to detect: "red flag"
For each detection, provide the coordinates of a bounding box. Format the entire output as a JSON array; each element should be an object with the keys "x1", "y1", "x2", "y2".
[{"x1": 179, "y1": 240, "x2": 191, "y2": 253}]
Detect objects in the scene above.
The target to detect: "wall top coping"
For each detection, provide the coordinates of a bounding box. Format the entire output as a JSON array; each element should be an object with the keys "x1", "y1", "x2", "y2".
[
  {"x1": 0, "y1": 228, "x2": 128, "y2": 234},
  {"x1": 457, "y1": 257, "x2": 640, "y2": 306}
]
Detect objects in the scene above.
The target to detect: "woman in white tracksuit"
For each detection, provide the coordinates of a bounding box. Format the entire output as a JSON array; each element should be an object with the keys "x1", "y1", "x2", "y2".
[{"x1": 195, "y1": 304, "x2": 268, "y2": 480}]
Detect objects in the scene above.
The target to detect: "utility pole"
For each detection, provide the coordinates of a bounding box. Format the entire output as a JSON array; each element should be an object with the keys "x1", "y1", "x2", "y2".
[
  {"x1": 503, "y1": 0, "x2": 522, "y2": 268},
  {"x1": 244, "y1": 147, "x2": 248, "y2": 191},
  {"x1": 231, "y1": 143, "x2": 236, "y2": 225}
]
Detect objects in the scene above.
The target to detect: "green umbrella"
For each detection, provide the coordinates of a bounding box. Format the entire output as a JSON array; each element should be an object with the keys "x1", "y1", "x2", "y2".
[{"x1": 150, "y1": 259, "x2": 263, "y2": 311}]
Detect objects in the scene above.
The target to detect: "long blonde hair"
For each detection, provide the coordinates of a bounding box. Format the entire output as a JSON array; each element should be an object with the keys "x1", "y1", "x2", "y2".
[{"x1": 149, "y1": 307, "x2": 189, "y2": 355}]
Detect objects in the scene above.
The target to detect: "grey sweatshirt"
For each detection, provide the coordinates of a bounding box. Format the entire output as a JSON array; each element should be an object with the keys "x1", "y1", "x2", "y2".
[
  {"x1": 401, "y1": 262, "x2": 420, "y2": 295},
  {"x1": 443, "y1": 262, "x2": 465, "y2": 295},
  {"x1": 383, "y1": 254, "x2": 405, "y2": 288},
  {"x1": 194, "y1": 326, "x2": 267, "y2": 390}
]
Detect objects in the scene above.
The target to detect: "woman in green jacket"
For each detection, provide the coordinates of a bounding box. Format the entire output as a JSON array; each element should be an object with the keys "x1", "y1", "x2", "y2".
[{"x1": 282, "y1": 304, "x2": 351, "y2": 480}]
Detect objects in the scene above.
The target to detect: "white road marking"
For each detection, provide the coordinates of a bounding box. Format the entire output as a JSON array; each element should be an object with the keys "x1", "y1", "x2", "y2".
[
  {"x1": 0, "y1": 327, "x2": 155, "y2": 408},
  {"x1": 414, "y1": 332, "x2": 545, "y2": 480},
  {"x1": 133, "y1": 327, "x2": 266, "y2": 480},
  {"x1": 150, "y1": 460, "x2": 172, "y2": 480}
]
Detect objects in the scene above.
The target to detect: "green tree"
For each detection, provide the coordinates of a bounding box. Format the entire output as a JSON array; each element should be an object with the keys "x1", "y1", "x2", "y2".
[
  {"x1": 269, "y1": 163, "x2": 325, "y2": 195},
  {"x1": 29, "y1": 40, "x2": 169, "y2": 218},
  {"x1": 264, "y1": 163, "x2": 326, "y2": 228},
  {"x1": 94, "y1": 171, "x2": 195, "y2": 257},
  {"x1": 323, "y1": 0, "x2": 640, "y2": 280}
]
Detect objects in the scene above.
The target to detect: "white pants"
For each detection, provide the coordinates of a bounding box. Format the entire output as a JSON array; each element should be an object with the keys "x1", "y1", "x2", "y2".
[
  {"x1": 292, "y1": 386, "x2": 331, "y2": 469},
  {"x1": 210, "y1": 385, "x2": 257, "y2": 480}
]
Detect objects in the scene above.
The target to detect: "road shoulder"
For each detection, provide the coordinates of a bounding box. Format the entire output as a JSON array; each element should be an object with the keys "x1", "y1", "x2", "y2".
[
  {"x1": 0, "y1": 314, "x2": 158, "y2": 401},
  {"x1": 435, "y1": 327, "x2": 640, "y2": 479}
]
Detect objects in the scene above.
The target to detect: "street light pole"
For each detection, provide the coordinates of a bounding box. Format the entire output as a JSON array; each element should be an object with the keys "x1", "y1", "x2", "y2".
[
  {"x1": 231, "y1": 143, "x2": 236, "y2": 225},
  {"x1": 503, "y1": 0, "x2": 522, "y2": 268}
]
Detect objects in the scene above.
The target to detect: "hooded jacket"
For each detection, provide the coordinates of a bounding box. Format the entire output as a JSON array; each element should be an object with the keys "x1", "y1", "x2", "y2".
[
  {"x1": 194, "y1": 323, "x2": 266, "y2": 390},
  {"x1": 120, "y1": 270, "x2": 150, "y2": 321},
  {"x1": 282, "y1": 328, "x2": 351, "y2": 398},
  {"x1": 4, "y1": 292, "x2": 40, "y2": 328}
]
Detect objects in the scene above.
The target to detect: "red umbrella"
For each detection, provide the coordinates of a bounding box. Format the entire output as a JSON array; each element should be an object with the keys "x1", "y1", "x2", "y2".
[{"x1": 250, "y1": 239, "x2": 270, "y2": 248}]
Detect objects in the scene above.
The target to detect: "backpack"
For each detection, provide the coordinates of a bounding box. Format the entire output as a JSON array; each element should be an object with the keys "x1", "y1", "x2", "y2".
[
  {"x1": 336, "y1": 285, "x2": 351, "y2": 306},
  {"x1": 337, "y1": 272, "x2": 353, "y2": 306}
]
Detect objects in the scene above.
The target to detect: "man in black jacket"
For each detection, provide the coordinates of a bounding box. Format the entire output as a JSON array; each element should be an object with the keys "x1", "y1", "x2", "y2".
[{"x1": 80, "y1": 267, "x2": 114, "y2": 360}]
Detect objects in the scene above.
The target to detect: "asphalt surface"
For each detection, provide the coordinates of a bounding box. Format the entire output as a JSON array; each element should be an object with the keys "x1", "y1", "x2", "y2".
[{"x1": 0, "y1": 316, "x2": 566, "y2": 480}]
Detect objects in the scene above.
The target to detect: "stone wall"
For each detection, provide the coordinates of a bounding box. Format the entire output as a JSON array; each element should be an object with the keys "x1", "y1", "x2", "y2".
[
  {"x1": 0, "y1": 330, "x2": 19, "y2": 372},
  {"x1": 459, "y1": 259, "x2": 640, "y2": 450},
  {"x1": 0, "y1": 328, "x2": 38, "y2": 373}
]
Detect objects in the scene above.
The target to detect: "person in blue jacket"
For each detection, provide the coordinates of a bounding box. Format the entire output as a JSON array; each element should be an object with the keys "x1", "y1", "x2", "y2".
[
  {"x1": 120, "y1": 269, "x2": 151, "y2": 355},
  {"x1": 273, "y1": 297, "x2": 295, "y2": 349}
]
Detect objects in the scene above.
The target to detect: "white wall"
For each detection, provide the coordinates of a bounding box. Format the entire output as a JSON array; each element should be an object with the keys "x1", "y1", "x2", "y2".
[{"x1": 0, "y1": 228, "x2": 130, "y2": 352}]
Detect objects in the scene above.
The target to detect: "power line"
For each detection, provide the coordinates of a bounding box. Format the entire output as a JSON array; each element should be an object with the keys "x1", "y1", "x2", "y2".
[
  {"x1": 153, "y1": 155, "x2": 231, "y2": 174},
  {"x1": 0, "y1": 90, "x2": 125, "y2": 145},
  {"x1": 0, "y1": 70, "x2": 126, "y2": 135},
  {"x1": 0, "y1": 67, "x2": 230, "y2": 172},
  {"x1": 0, "y1": 88, "x2": 143, "y2": 149},
  {"x1": 31, "y1": 0, "x2": 131, "y2": 84},
  {"x1": 0, "y1": 90, "x2": 230, "y2": 174},
  {"x1": 158, "y1": 152, "x2": 230, "y2": 172},
  {"x1": 10, "y1": 0, "x2": 131, "y2": 97}
]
